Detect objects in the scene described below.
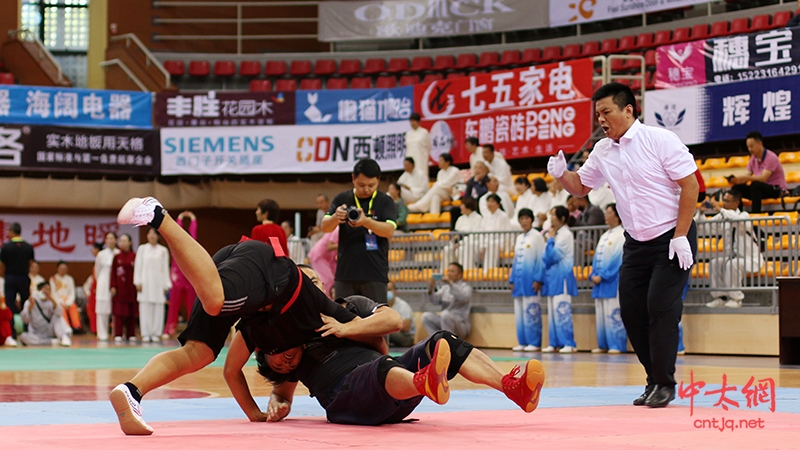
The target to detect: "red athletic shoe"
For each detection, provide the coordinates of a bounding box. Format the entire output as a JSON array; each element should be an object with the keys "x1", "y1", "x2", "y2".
[
  {"x1": 413, "y1": 339, "x2": 451, "y2": 405},
  {"x1": 502, "y1": 359, "x2": 545, "y2": 413}
]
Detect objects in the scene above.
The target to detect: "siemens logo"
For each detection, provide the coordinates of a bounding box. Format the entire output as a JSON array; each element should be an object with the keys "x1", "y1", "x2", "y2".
[{"x1": 163, "y1": 136, "x2": 274, "y2": 154}]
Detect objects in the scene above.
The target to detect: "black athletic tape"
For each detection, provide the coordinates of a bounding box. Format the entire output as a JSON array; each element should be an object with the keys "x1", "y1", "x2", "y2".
[
  {"x1": 428, "y1": 331, "x2": 474, "y2": 380},
  {"x1": 150, "y1": 205, "x2": 167, "y2": 230}
]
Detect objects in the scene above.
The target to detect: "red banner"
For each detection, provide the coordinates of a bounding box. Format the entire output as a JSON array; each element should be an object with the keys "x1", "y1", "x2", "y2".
[{"x1": 414, "y1": 58, "x2": 594, "y2": 164}]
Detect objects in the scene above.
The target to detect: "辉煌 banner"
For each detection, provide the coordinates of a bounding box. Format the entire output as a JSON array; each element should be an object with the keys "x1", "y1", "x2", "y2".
[
  {"x1": 160, "y1": 121, "x2": 409, "y2": 175},
  {"x1": 319, "y1": 0, "x2": 547, "y2": 41},
  {"x1": 644, "y1": 72, "x2": 800, "y2": 145},
  {"x1": 0, "y1": 214, "x2": 139, "y2": 262},
  {"x1": 413, "y1": 58, "x2": 594, "y2": 163},
  {"x1": 155, "y1": 91, "x2": 296, "y2": 127},
  {"x1": 0, "y1": 124, "x2": 158, "y2": 175},
  {"x1": 0, "y1": 84, "x2": 152, "y2": 129}
]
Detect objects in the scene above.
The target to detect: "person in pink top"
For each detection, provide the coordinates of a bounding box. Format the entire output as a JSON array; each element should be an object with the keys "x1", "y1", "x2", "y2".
[
  {"x1": 728, "y1": 131, "x2": 787, "y2": 213},
  {"x1": 307, "y1": 226, "x2": 339, "y2": 298},
  {"x1": 163, "y1": 211, "x2": 197, "y2": 338}
]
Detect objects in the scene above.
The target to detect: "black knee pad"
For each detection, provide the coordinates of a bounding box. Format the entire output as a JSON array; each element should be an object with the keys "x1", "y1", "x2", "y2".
[
  {"x1": 427, "y1": 331, "x2": 474, "y2": 379},
  {"x1": 376, "y1": 355, "x2": 405, "y2": 387}
]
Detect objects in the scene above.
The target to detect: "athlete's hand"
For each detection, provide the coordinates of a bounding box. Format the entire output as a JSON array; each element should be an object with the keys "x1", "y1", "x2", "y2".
[
  {"x1": 317, "y1": 313, "x2": 353, "y2": 338},
  {"x1": 547, "y1": 150, "x2": 567, "y2": 178},
  {"x1": 669, "y1": 236, "x2": 693, "y2": 270},
  {"x1": 265, "y1": 397, "x2": 291, "y2": 422}
]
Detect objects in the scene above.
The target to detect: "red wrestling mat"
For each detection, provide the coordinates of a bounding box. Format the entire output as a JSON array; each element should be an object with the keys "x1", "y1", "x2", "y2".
[{"x1": 4, "y1": 406, "x2": 796, "y2": 449}]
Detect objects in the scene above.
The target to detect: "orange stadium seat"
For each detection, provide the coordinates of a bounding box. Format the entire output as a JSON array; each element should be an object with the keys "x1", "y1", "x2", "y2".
[
  {"x1": 653, "y1": 30, "x2": 672, "y2": 46},
  {"x1": 562, "y1": 44, "x2": 580, "y2": 60},
  {"x1": 672, "y1": 27, "x2": 690, "y2": 43},
  {"x1": 773, "y1": 11, "x2": 792, "y2": 28},
  {"x1": 387, "y1": 58, "x2": 409, "y2": 74},
  {"x1": 785, "y1": 171, "x2": 800, "y2": 184},
  {"x1": 275, "y1": 78, "x2": 297, "y2": 91},
  {"x1": 398, "y1": 75, "x2": 419, "y2": 86},
  {"x1": 410, "y1": 56, "x2": 432, "y2": 72},
  {"x1": 338, "y1": 59, "x2": 361, "y2": 76},
  {"x1": 0, "y1": 72, "x2": 13, "y2": 85},
  {"x1": 350, "y1": 77, "x2": 372, "y2": 89},
  {"x1": 455, "y1": 53, "x2": 477, "y2": 70},
  {"x1": 618, "y1": 35, "x2": 636, "y2": 52},
  {"x1": 701, "y1": 157, "x2": 727, "y2": 169},
  {"x1": 375, "y1": 76, "x2": 396, "y2": 88},
  {"x1": 188, "y1": 60, "x2": 210, "y2": 77},
  {"x1": 521, "y1": 48, "x2": 542, "y2": 64},
  {"x1": 477, "y1": 51, "x2": 499, "y2": 68},
  {"x1": 433, "y1": 55, "x2": 455, "y2": 71},
  {"x1": 314, "y1": 59, "x2": 337, "y2": 77},
  {"x1": 730, "y1": 18, "x2": 750, "y2": 35},
  {"x1": 581, "y1": 41, "x2": 601, "y2": 57},
  {"x1": 265, "y1": 60, "x2": 287, "y2": 77},
  {"x1": 326, "y1": 77, "x2": 348, "y2": 89},
  {"x1": 780, "y1": 151, "x2": 800, "y2": 164},
  {"x1": 238, "y1": 60, "x2": 261, "y2": 77},
  {"x1": 249, "y1": 79, "x2": 272, "y2": 91},
  {"x1": 636, "y1": 32, "x2": 653, "y2": 49},
  {"x1": 163, "y1": 60, "x2": 184, "y2": 76},
  {"x1": 299, "y1": 78, "x2": 322, "y2": 90},
  {"x1": 726, "y1": 156, "x2": 749, "y2": 168},
  {"x1": 499, "y1": 50, "x2": 520, "y2": 67},
  {"x1": 691, "y1": 24, "x2": 710, "y2": 40},
  {"x1": 289, "y1": 60, "x2": 312, "y2": 77},
  {"x1": 709, "y1": 21, "x2": 730, "y2": 38},
  {"x1": 751, "y1": 15, "x2": 771, "y2": 32},
  {"x1": 213, "y1": 60, "x2": 235, "y2": 77},
  {"x1": 363, "y1": 58, "x2": 386, "y2": 75}
]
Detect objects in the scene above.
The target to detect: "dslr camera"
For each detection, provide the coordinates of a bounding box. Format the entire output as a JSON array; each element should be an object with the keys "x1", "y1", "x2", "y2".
[{"x1": 347, "y1": 206, "x2": 361, "y2": 222}]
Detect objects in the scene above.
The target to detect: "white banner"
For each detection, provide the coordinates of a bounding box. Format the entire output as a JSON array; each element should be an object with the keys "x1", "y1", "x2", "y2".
[
  {"x1": 550, "y1": 0, "x2": 709, "y2": 27},
  {"x1": 319, "y1": 0, "x2": 548, "y2": 42},
  {"x1": 643, "y1": 86, "x2": 708, "y2": 146},
  {"x1": 0, "y1": 214, "x2": 140, "y2": 262},
  {"x1": 160, "y1": 122, "x2": 409, "y2": 175}
]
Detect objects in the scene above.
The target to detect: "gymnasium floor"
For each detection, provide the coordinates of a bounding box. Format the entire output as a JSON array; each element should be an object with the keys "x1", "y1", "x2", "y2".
[{"x1": 3, "y1": 336, "x2": 800, "y2": 449}]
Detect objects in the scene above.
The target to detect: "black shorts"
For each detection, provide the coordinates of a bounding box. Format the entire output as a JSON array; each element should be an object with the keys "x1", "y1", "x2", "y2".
[
  {"x1": 178, "y1": 298, "x2": 238, "y2": 358},
  {"x1": 324, "y1": 356, "x2": 423, "y2": 426}
]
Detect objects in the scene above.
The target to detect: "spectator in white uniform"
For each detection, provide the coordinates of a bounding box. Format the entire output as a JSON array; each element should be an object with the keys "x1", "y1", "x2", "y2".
[
  {"x1": 408, "y1": 153, "x2": 460, "y2": 215},
  {"x1": 479, "y1": 175, "x2": 514, "y2": 220},
  {"x1": 404, "y1": 113, "x2": 431, "y2": 174},
  {"x1": 482, "y1": 144, "x2": 515, "y2": 196},
  {"x1": 397, "y1": 157, "x2": 429, "y2": 204}
]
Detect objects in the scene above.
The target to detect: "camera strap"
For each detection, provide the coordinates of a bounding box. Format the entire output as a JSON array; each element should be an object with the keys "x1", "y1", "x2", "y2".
[{"x1": 353, "y1": 189, "x2": 377, "y2": 215}]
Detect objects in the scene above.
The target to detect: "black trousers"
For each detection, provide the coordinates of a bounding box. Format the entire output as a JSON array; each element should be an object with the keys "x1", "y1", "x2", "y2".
[
  {"x1": 619, "y1": 222, "x2": 697, "y2": 387},
  {"x1": 4, "y1": 274, "x2": 30, "y2": 339},
  {"x1": 334, "y1": 280, "x2": 388, "y2": 304},
  {"x1": 731, "y1": 181, "x2": 782, "y2": 213}
]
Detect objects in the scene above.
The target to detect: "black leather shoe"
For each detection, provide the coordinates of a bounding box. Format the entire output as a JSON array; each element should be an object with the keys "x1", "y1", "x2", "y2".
[
  {"x1": 633, "y1": 385, "x2": 655, "y2": 406},
  {"x1": 645, "y1": 385, "x2": 676, "y2": 408}
]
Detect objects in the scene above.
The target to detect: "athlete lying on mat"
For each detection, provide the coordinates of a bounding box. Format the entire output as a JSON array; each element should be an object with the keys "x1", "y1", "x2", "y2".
[
  {"x1": 110, "y1": 198, "x2": 401, "y2": 435},
  {"x1": 224, "y1": 268, "x2": 545, "y2": 425}
]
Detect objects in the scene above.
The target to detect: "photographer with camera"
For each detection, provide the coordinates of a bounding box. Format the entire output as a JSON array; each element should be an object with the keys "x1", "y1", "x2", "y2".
[{"x1": 321, "y1": 158, "x2": 398, "y2": 303}]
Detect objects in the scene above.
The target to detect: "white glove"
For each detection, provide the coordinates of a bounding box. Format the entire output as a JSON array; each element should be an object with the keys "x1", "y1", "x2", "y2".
[
  {"x1": 669, "y1": 236, "x2": 693, "y2": 270},
  {"x1": 547, "y1": 150, "x2": 567, "y2": 178}
]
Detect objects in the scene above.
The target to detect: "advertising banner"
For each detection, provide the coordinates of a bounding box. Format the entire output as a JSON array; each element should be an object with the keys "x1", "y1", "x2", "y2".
[
  {"x1": 656, "y1": 27, "x2": 800, "y2": 88},
  {"x1": 644, "y1": 73, "x2": 800, "y2": 145},
  {"x1": 295, "y1": 86, "x2": 413, "y2": 125},
  {"x1": 413, "y1": 58, "x2": 594, "y2": 163},
  {"x1": 160, "y1": 121, "x2": 409, "y2": 175},
  {"x1": 155, "y1": 91, "x2": 296, "y2": 127},
  {"x1": 550, "y1": 0, "x2": 709, "y2": 27},
  {"x1": 0, "y1": 124, "x2": 158, "y2": 175},
  {"x1": 0, "y1": 214, "x2": 139, "y2": 262},
  {"x1": 319, "y1": 0, "x2": 546, "y2": 42},
  {"x1": 0, "y1": 84, "x2": 152, "y2": 129}
]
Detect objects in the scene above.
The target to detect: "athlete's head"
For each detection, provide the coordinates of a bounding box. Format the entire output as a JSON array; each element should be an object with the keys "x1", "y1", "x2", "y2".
[
  {"x1": 256, "y1": 345, "x2": 305, "y2": 384},
  {"x1": 297, "y1": 264, "x2": 326, "y2": 294}
]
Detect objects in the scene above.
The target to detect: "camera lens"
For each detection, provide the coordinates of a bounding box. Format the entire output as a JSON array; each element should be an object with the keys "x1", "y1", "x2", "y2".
[{"x1": 347, "y1": 207, "x2": 360, "y2": 221}]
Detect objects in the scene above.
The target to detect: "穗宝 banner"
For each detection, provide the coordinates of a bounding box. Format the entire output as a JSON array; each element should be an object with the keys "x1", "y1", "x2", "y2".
[
  {"x1": 413, "y1": 58, "x2": 594, "y2": 163},
  {"x1": 318, "y1": 0, "x2": 547, "y2": 42}
]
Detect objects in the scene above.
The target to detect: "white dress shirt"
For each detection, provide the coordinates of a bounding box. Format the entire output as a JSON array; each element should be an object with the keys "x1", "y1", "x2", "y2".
[
  {"x1": 577, "y1": 120, "x2": 697, "y2": 242},
  {"x1": 588, "y1": 183, "x2": 616, "y2": 210},
  {"x1": 479, "y1": 190, "x2": 515, "y2": 220},
  {"x1": 405, "y1": 127, "x2": 431, "y2": 174}
]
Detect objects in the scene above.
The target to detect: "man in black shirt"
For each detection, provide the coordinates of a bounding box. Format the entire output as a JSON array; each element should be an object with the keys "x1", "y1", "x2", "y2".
[
  {"x1": 321, "y1": 158, "x2": 397, "y2": 303},
  {"x1": 0, "y1": 222, "x2": 35, "y2": 344}
]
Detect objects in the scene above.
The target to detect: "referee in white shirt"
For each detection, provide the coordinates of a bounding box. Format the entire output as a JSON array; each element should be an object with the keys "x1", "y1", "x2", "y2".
[{"x1": 548, "y1": 83, "x2": 698, "y2": 408}]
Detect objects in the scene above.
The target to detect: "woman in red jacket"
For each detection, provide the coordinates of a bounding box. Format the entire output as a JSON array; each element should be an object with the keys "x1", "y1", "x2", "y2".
[{"x1": 110, "y1": 234, "x2": 138, "y2": 343}]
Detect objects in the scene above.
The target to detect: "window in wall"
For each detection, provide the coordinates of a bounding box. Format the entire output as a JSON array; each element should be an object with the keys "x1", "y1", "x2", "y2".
[{"x1": 21, "y1": 0, "x2": 90, "y2": 87}]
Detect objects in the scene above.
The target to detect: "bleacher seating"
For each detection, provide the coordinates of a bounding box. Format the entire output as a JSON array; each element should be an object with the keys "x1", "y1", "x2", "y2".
[
  {"x1": 326, "y1": 77, "x2": 348, "y2": 89},
  {"x1": 314, "y1": 59, "x2": 337, "y2": 77},
  {"x1": 289, "y1": 60, "x2": 312, "y2": 77},
  {"x1": 188, "y1": 60, "x2": 210, "y2": 77},
  {"x1": 163, "y1": 60, "x2": 185, "y2": 76},
  {"x1": 299, "y1": 78, "x2": 322, "y2": 90},
  {"x1": 213, "y1": 60, "x2": 235, "y2": 77},
  {"x1": 350, "y1": 77, "x2": 372, "y2": 89},
  {"x1": 249, "y1": 79, "x2": 271, "y2": 91},
  {"x1": 0, "y1": 72, "x2": 14, "y2": 84},
  {"x1": 275, "y1": 78, "x2": 297, "y2": 91},
  {"x1": 265, "y1": 60, "x2": 287, "y2": 77},
  {"x1": 239, "y1": 60, "x2": 260, "y2": 77}
]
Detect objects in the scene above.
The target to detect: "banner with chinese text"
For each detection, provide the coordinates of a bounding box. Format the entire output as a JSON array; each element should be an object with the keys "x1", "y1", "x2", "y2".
[
  {"x1": 644, "y1": 73, "x2": 800, "y2": 145},
  {"x1": 0, "y1": 124, "x2": 159, "y2": 175},
  {"x1": 656, "y1": 27, "x2": 800, "y2": 88},
  {"x1": 550, "y1": 0, "x2": 708, "y2": 27},
  {"x1": 0, "y1": 84, "x2": 152, "y2": 129},
  {"x1": 155, "y1": 91, "x2": 296, "y2": 127},
  {"x1": 160, "y1": 121, "x2": 408, "y2": 175},
  {"x1": 295, "y1": 86, "x2": 413, "y2": 125},
  {"x1": 319, "y1": 0, "x2": 546, "y2": 42},
  {"x1": 0, "y1": 214, "x2": 139, "y2": 262},
  {"x1": 413, "y1": 58, "x2": 594, "y2": 163}
]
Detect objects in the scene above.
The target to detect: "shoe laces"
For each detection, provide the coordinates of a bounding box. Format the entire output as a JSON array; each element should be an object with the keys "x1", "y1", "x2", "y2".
[{"x1": 502, "y1": 365, "x2": 522, "y2": 391}]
